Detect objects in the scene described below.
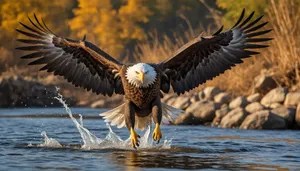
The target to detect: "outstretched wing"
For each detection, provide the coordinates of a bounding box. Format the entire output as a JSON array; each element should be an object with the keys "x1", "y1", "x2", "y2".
[
  {"x1": 16, "y1": 15, "x2": 124, "y2": 96},
  {"x1": 158, "y1": 9, "x2": 272, "y2": 95}
]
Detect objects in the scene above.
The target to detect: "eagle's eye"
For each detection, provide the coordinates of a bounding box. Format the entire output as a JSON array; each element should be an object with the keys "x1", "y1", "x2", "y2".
[
  {"x1": 145, "y1": 71, "x2": 149, "y2": 74},
  {"x1": 135, "y1": 71, "x2": 139, "y2": 74}
]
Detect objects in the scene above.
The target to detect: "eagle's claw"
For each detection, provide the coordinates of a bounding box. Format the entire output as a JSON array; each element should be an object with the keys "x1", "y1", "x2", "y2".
[
  {"x1": 130, "y1": 128, "x2": 140, "y2": 149},
  {"x1": 152, "y1": 123, "x2": 162, "y2": 143}
]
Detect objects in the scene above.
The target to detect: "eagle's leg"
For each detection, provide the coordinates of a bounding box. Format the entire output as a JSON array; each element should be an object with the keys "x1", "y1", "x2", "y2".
[
  {"x1": 125, "y1": 100, "x2": 140, "y2": 149},
  {"x1": 152, "y1": 97, "x2": 162, "y2": 143}
]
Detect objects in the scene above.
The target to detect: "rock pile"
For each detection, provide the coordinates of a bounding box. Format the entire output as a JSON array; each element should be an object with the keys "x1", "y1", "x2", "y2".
[
  {"x1": 164, "y1": 86, "x2": 300, "y2": 130},
  {"x1": 0, "y1": 76, "x2": 76, "y2": 107}
]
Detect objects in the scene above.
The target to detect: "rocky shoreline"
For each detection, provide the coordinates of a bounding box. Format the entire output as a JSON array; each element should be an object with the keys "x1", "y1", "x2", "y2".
[
  {"x1": 0, "y1": 76, "x2": 76, "y2": 107},
  {"x1": 1, "y1": 74, "x2": 299, "y2": 130},
  {"x1": 163, "y1": 86, "x2": 300, "y2": 130}
]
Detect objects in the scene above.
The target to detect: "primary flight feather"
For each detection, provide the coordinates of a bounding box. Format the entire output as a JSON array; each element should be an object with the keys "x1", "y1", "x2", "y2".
[{"x1": 16, "y1": 9, "x2": 272, "y2": 148}]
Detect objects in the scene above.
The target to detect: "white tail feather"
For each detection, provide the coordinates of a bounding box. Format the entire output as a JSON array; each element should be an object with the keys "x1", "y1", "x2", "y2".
[
  {"x1": 99, "y1": 102, "x2": 183, "y2": 131},
  {"x1": 161, "y1": 103, "x2": 183, "y2": 124}
]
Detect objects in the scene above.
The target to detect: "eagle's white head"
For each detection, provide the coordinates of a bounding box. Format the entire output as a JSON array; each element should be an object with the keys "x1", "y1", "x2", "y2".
[{"x1": 126, "y1": 63, "x2": 157, "y2": 88}]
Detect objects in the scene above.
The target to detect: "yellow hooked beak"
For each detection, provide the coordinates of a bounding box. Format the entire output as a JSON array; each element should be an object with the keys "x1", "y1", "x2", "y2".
[{"x1": 137, "y1": 72, "x2": 145, "y2": 83}]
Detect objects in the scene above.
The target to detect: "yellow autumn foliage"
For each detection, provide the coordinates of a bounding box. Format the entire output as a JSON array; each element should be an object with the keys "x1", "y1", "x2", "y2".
[
  {"x1": 69, "y1": 0, "x2": 152, "y2": 58},
  {"x1": 119, "y1": 0, "x2": 152, "y2": 41},
  {"x1": 0, "y1": 0, "x2": 74, "y2": 69},
  {"x1": 0, "y1": 0, "x2": 74, "y2": 40},
  {"x1": 69, "y1": 0, "x2": 121, "y2": 57}
]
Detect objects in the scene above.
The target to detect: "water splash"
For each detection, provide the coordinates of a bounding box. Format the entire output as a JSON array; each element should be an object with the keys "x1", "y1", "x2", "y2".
[
  {"x1": 38, "y1": 131, "x2": 62, "y2": 148},
  {"x1": 37, "y1": 92, "x2": 172, "y2": 150}
]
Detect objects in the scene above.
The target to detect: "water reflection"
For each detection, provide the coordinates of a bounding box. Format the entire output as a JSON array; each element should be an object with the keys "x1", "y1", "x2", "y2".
[
  {"x1": 20, "y1": 138, "x2": 297, "y2": 170},
  {"x1": 107, "y1": 148, "x2": 291, "y2": 170},
  {"x1": 15, "y1": 143, "x2": 297, "y2": 170},
  {"x1": 109, "y1": 149, "x2": 235, "y2": 170}
]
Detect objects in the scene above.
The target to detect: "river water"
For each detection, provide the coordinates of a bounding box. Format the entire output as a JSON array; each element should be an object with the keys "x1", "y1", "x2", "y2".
[{"x1": 1, "y1": 104, "x2": 300, "y2": 170}]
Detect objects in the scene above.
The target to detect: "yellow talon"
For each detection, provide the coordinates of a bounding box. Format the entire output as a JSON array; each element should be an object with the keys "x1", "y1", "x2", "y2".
[
  {"x1": 152, "y1": 123, "x2": 162, "y2": 143},
  {"x1": 130, "y1": 128, "x2": 140, "y2": 149}
]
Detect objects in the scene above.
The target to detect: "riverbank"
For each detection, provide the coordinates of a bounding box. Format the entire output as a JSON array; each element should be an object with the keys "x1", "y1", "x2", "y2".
[
  {"x1": 0, "y1": 72, "x2": 123, "y2": 108},
  {"x1": 162, "y1": 72, "x2": 300, "y2": 130},
  {"x1": 0, "y1": 72, "x2": 299, "y2": 130},
  {"x1": 163, "y1": 86, "x2": 300, "y2": 130}
]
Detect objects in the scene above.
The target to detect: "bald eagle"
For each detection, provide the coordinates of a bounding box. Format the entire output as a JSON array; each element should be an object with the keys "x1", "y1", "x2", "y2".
[{"x1": 16, "y1": 9, "x2": 271, "y2": 148}]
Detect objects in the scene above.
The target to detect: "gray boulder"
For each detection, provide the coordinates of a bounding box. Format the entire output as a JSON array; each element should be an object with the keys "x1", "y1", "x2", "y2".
[
  {"x1": 253, "y1": 75, "x2": 277, "y2": 95},
  {"x1": 77, "y1": 100, "x2": 90, "y2": 107},
  {"x1": 240, "y1": 110, "x2": 286, "y2": 130},
  {"x1": 271, "y1": 106, "x2": 296, "y2": 127},
  {"x1": 245, "y1": 102, "x2": 264, "y2": 113},
  {"x1": 269, "y1": 103, "x2": 282, "y2": 109},
  {"x1": 211, "y1": 105, "x2": 230, "y2": 126},
  {"x1": 185, "y1": 100, "x2": 220, "y2": 124},
  {"x1": 284, "y1": 92, "x2": 300, "y2": 107},
  {"x1": 172, "y1": 96, "x2": 191, "y2": 110},
  {"x1": 198, "y1": 91, "x2": 205, "y2": 101},
  {"x1": 91, "y1": 99, "x2": 106, "y2": 108},
  {"x1": 174, "y1": 112, "x2": 193, "y2": 125},
  {"x1": 220, "y1": 108, "x2": 247, "y2": 128},
  {"x1": 247, "y1": 93, "x2": 261, "y2": 103},
  {"x1": 261, "y1": 87, "x2": 288, "y2": 107},
  {"x1": 229, "y1": 96, "x2": 248, "y2": 109},
  {"x1": 203, "y1": 87, "x2": 221, "y2": 100},
  {"x1": 161, "y1": 94, "x2": 177, "y2": 103},
  {"x1": 166, "y1": 97, "x2": 177, "y2": 106},
  {"x1": 190, "y1": 93, "x2": 200, "y2": 103},
  {"x1": 214, "y1": 92, "x2": 231, "y2": 104}
]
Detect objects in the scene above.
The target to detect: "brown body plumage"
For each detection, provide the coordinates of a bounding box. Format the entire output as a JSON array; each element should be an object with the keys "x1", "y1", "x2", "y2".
[
  {"x1": 16, "y1": 9, "x2": 272, "y2": 148},
  {"x1": 120, "y1": 65, "x2": 161, "y2": 110}
]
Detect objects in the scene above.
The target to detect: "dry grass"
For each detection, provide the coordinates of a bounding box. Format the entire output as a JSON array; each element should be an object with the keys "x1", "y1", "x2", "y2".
[
  {"x1": 0, "y1": 47, "x2": 14, "y2": 73},
  {"x1": 133, "y1": 30, "x2": 195, "y2": 63},
  {"x1": 134, "y1": 0, "x2": 300, "y2": 95},
  {"x1": 262, "y1": 0, "x2": 300, "y2": 86}
]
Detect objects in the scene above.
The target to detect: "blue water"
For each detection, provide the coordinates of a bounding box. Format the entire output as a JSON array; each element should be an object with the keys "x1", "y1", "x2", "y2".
[{"x1": 1, "y1": 107, "x2": 300, "y2": 171}]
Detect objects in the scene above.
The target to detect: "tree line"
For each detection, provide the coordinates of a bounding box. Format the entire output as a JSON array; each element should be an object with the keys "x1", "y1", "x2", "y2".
[{"x1": 0, "y1": 0, "x2": 272, "y2": 73}]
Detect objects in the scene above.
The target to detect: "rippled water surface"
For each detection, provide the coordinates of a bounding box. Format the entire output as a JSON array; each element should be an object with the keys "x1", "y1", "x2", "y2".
[{"x1": 1, "y1": 107, "x2": 300, "y2": 171}]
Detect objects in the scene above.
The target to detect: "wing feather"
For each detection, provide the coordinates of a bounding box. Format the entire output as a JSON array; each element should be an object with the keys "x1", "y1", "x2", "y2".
[
  {"x1": 16, "y1": 15, "x2": 124, "y2": 96},
  {"x1": 159, "y1": 9, "x2": 272, "y2": 95}
]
